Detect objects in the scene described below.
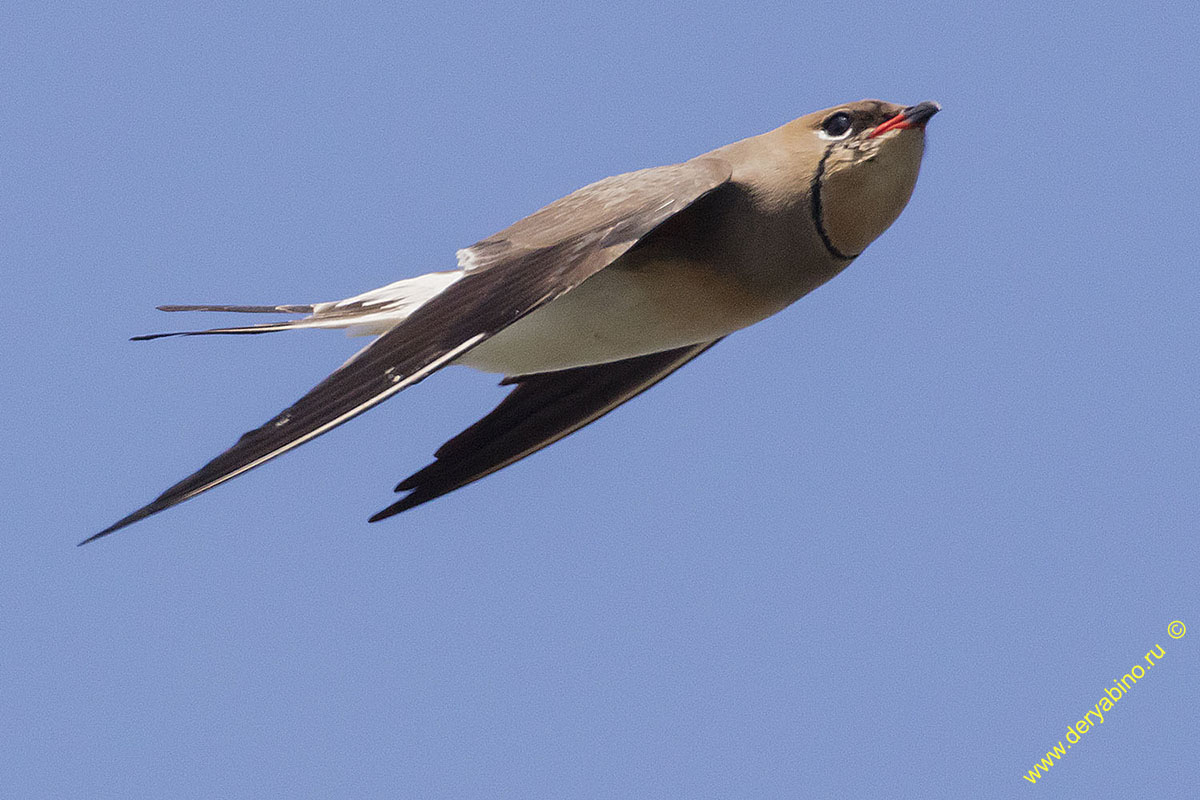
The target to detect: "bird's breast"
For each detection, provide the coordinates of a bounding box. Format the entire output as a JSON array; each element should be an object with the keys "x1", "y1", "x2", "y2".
[{"x1": 456, "y1": 257, "x2": 786, "y2": 375}]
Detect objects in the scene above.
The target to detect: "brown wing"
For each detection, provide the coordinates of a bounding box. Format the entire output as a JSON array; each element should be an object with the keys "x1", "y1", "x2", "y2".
[
  {"x1": 369, "y1": 340, "x2": 721, "y2": 521},
  {"x1": 86, "y1": 158, "x2": 732, "y2": 544}
]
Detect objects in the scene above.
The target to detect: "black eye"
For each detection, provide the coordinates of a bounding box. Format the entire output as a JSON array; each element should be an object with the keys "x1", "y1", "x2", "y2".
[{"x1": 821, "y1": 111, "x2": 853, "y2": 137}]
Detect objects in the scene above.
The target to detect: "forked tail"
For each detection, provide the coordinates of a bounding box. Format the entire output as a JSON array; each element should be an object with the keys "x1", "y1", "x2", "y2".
[{"x1": 132, "y1": 270, "x2": 464, "y2": 341}]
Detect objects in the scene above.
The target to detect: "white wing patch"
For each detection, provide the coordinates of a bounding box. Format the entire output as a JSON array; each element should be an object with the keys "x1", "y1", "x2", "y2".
[{"x1": 455, "y1": 247, "x2": 482, "y2": 271}]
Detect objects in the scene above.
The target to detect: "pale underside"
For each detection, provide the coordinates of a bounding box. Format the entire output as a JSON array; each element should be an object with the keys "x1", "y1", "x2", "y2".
[{"x1": 458, "y1": 256, "x2": 779, "y2": 374}]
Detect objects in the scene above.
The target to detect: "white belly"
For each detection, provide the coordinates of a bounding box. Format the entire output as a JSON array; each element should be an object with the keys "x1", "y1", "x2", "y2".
[{"x1": 456, "y1": 262, "x2": 781, "y2": 375}]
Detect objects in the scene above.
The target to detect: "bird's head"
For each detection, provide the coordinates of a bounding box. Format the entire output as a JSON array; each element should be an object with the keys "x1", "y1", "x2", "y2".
[{"x1": 793, "y1": 99, "x2": 939, "y2": 260}]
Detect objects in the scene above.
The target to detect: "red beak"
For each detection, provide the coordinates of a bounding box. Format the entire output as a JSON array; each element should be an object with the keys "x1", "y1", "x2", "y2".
[{"x1": 869, "y1": 101, "x2": 941, "y2": 139}]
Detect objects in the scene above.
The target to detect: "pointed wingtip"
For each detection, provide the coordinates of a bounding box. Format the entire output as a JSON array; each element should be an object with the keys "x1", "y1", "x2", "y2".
[
  {"x1": 79, "y1": 520, "x2": 130, "y2": 546},
  {"x1": 78, "y1": 523, "x2": 122, "y2": 547},
  {"x1": 367, "y1": 506, "x2": 396, "y2": 523},
  {"x1": 80, "y1": 503, "x2": 167, "y2": 546},
  {"x1": 368, "y1": 494, "x2": 424, "y2": 523}
]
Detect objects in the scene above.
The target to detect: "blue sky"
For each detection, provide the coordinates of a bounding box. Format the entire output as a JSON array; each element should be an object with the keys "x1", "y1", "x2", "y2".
[{"x1": 4, "y1": 1, "x2": 1198, "y2": 796}]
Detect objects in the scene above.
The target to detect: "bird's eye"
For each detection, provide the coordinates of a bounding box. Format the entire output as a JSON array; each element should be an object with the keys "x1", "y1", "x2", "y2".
[{"x1": 819, "y1": 111, "x2": 853, "y2": 139}]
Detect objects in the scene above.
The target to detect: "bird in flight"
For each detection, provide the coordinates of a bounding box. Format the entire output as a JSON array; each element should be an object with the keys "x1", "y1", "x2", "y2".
[{"x1": 86, "y1": 99, "x2": 939, "y2": 544}]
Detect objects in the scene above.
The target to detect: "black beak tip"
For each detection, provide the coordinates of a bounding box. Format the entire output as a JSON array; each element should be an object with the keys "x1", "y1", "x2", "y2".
[{"x1": 903, "y1": 101, "x2": 941, "y2": 126}]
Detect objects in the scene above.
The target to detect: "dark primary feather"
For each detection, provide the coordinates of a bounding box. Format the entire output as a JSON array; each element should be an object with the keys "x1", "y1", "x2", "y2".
[
  {"x1": 86, "y1": 158, "x2": 732, "y2": 543},
  {"x1": 370, "y1": 340, "x2": 720, "y2": 521}
]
